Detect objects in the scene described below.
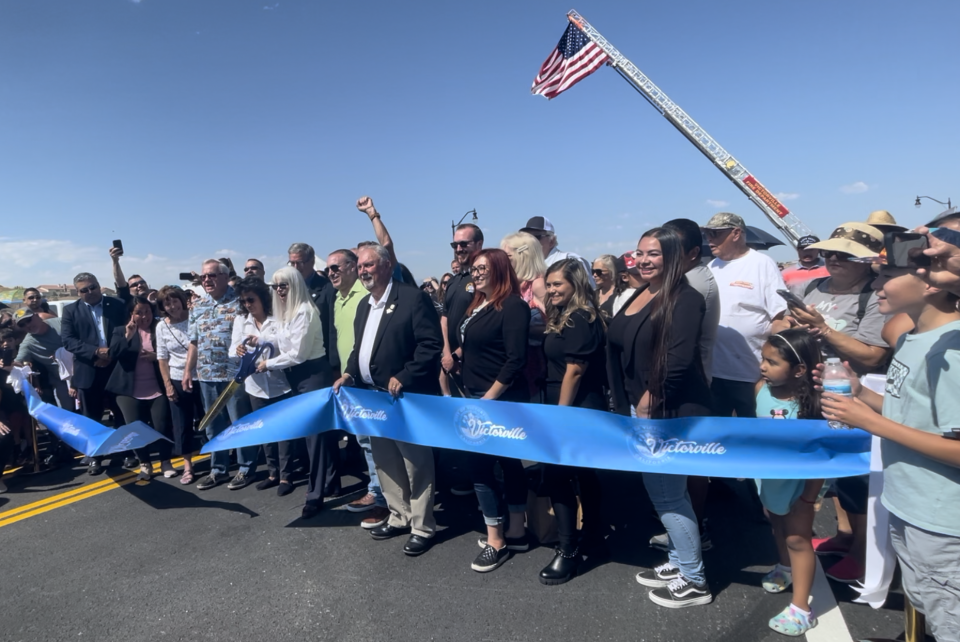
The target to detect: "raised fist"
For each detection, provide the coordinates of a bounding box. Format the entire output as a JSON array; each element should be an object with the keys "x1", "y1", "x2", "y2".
[{"x1": 356, "y1": 196, "x2": 377, "y2": 219}]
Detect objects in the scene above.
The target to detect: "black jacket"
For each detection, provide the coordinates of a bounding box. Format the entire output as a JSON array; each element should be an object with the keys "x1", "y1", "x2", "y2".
[
  {"x1": 305, "y1": 272, "x2": 336, "y2": 371},
  {"x1": 345, "y1": 281, "x2": 443, "y2": 395},
  {"x1": 105, "y1": 326, "x2": 164, "y2": 398},
  {"x1": 606, "y1": 281, "x2": 711, "y2": 417},
  {"x1": 60, "y1": 294, "x2": 130, "y2": 390},
  {"x1": 460, "y1": 294, "x2": 529, "y2": 400}
]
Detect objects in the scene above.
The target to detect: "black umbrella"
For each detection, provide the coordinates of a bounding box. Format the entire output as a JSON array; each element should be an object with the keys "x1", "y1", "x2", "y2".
[{"x1": 745, "y1": 226, "x2": 785, "y2": 251}]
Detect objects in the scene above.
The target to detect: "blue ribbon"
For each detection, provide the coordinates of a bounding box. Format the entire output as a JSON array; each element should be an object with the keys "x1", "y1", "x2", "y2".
[
  {"x1": 11, "y1": 368, "x2": 171, "y2": 457},
  {"x1": 202, "y1": 387, "x2": 870, "y2": 479}
]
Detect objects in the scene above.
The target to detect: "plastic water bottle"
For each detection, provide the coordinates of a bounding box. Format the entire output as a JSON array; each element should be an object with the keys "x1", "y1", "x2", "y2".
[{"x1": 823, "y1": 358, "x2": 852, "y2": 429}]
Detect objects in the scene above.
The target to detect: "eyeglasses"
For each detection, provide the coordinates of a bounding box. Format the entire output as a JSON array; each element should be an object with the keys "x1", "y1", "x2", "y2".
[
  {"x1": 200, "y1": 273, "x2": 221, "y2": 281},
  {"x1": 128, "y1": 280, "x2": 147, "y2": 289},
  {"x1": 469, "y1": 265, "x2": 488, "y2": 276},
  {"x1": 243, "y1": 265, "x2": 260, "y2": 273},
  {"x1": 240, "y1": 296, "x2": 258, "y2": 305},
  {"x1": 450, "y1": 241, "x2": 473, "y2": 250},
  {"x1": 78, "y1": 284, "x2": 100, "y2": 294},
  {"x1": 270, "y1": 282, "x2": 289, "y2": 290},
  {"x1": 820, "y1": 250, "x2": 853, "y2": 261}
]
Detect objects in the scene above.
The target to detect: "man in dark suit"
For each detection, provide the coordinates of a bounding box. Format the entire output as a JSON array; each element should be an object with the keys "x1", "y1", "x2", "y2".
[
  {"x1": 60, "y1": 271, "x2": 130, "y2": 475},
  {"x1": 334, "y1": 244, "x2": 443, "y2": 557}
]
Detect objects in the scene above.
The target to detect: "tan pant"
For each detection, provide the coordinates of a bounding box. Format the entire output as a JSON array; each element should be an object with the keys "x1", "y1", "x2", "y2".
[{"x1": 370, "y1": 437, "x2": 435, "y2": 537}]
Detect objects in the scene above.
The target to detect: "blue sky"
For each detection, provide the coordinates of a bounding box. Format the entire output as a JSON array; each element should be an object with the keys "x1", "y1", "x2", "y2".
[{"x1": 2, "y1": 0, "x2": 958, "y2": 292}]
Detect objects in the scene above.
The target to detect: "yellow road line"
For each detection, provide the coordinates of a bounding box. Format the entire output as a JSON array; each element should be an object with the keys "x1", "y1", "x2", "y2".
[{"x1": 0, "y1": 455, "x2": 210, "y2": 529}]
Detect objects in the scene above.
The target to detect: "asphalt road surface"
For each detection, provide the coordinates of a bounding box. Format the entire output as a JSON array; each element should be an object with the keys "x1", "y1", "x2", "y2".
[{"x1": 0, "y1": 449, "x2": 919, "y2": 642}]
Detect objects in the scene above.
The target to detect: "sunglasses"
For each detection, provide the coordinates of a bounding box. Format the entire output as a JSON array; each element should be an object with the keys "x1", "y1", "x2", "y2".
[
  {"x1": 450, "y1": 241, "x2": 473, "y2": 250},
  {"x1": 128, "y1": 280, "x2": 147, "y2": 289},
  {"x1": 200, "y1": 273, "x2": 221, "y2": 281},
  {"x1": 243, "y1": 265, "x2": 260, "y2": 273},
  {"x1": 820, "y1": 250, "x2": 853, "y2": 261},
  {"x1": 270, "y1": 282, "x2": 289, "y2": 290},
  {"x1": 78, "y1": 284, "x2": 100, "y2": 294},
  {"x1": 328, "y1": 264, "x2": 348, "y2": 274},
  {"x1": 240, "y1": 296, "x2": 258, "y2": 305},
  {"x1": 591, "y1": 269, "x2": 607, "y2": 277}
]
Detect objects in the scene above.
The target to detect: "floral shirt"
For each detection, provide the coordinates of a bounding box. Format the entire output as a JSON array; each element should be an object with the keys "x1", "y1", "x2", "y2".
[{"x1": 188, "y1": 286, "x2": 242, "y2": 382}]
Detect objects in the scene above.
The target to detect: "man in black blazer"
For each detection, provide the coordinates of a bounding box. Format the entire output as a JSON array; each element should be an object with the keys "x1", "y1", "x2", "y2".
[
  {"x1": 334, "y1": 244, "x2": 443, "y2": 557},
  {"x1": 60, "y1": 271, "x2": 130, "y2": 474}
]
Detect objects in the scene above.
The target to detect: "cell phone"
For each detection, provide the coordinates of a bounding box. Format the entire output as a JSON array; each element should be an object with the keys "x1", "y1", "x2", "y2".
[
  {"x1": 179, "y1": 272, "x2": 194, "y2": 281},
  {"x1": 0, "y1": 347, "x2": 13, "y2": 366},
  {"x1": 887, "y1": 232, "x2": 930, "y2": 268},
  {"x1": 112, "y1": 239, "x2": 123, "y2": 253},
  {"x1": 776, "y1": 289, "x2": 807, "y2": 309}
]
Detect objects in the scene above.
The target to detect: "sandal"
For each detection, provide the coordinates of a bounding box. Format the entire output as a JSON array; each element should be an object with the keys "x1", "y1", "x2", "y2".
[
  {"x1": 762, "y1": 566, "x2": 793, "y2": 593},
  {"x1": 180, "y1": 470, "x2": 195, "y2": 485},
  {"x1": 768, "y1": 604, "x2": 816, "y2": 637}
]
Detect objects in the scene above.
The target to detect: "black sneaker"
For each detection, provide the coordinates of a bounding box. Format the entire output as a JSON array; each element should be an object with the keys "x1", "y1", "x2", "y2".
[
  {"x1": 635, "y1": 562, "x2": 682, "y2": 587},
  {"x1": 648, "y1": 576, "x2": 713, "y2": 608},
  {"x1": 227, "y1": 471, "x2": 252, "y2": 490},
  {"x1": 196, "y1": 474, "x2": 222, "y2": 491},
  {"x1": 471, "y1": 544, "x2": 510, "y2": 573},
  {"x1": 477, "y1": 532, "x2": 530, "y2": 552},
  {"x1": 450, "y1": 484, "x2": 474, "y2": 496}
]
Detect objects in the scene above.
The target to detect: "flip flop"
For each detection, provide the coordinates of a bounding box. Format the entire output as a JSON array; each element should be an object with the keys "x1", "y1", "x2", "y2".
[{"x1": 180, "y1": 471, "x2": 195, "y2": 485}]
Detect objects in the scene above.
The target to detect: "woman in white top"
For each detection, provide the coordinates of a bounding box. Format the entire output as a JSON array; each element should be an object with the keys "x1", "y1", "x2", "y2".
[
  {"x1": 263, "y1": 267, "x2": 336, "y2": 519},
  {"x1": 156, "y1": 286, "x2": 200, "y2": 484},
  {"x1": 231, "y1": 277, "x2": 298, "y2": 496}
]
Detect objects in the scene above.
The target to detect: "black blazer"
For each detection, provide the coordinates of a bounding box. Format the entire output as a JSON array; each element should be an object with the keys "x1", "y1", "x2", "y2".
[
  {"x1": 306, "y1": 272, "x2": 336, "y2": 371},
  {"x1": 105, "y1": 326, "x2": 164, "y2": 398},
  {"x1": 460, "y1": 294, "x2": 530, "y2": 400},
  {"x1": 345, "y1": 281, "x2": 443, "y2": 395},
  {"x1": 60, "y1": 294, "x2": 130, "y2": 390},
  {"x1": 606, "y1": 281, "x2": 711, "y2": 417}
]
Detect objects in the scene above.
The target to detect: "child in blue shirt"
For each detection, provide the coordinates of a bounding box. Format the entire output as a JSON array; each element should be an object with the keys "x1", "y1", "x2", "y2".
[{"x1": 754, "y1": 329, "x2": 825, "y2": 636}]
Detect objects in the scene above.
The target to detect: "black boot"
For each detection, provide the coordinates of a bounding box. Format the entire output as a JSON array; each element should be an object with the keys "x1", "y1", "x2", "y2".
[{"x1": 538, "y1": 547, "x2": 581, "y2": 586}]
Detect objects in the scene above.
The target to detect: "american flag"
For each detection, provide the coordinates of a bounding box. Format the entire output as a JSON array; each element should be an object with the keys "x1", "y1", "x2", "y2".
[{"x1": 531, "y1": 23, "x2": 608, "y2": 100}]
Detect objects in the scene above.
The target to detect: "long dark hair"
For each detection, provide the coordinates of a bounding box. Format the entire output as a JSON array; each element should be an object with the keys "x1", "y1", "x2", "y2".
[
  {"x1": 641, "y1": 227, "x2": 689, "y2": 417},
  {"x1": 765, "y1": 329, "x2": 822, "y2": 420},
  {"x1": 544, "y1": 259, "x2": 602, "y2": 334}
]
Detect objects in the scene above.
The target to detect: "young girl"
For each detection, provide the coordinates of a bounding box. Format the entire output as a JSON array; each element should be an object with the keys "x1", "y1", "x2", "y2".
[{"x1": 754, "y1": 329, "x2": 824, "y2": 636}]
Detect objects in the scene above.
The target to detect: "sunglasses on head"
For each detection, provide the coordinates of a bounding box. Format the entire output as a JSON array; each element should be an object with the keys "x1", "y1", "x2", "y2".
[
  {"x1": 78, "y1": 284, "x2": 100, "y2": 294},
  {"x1": 450, "y1": 241, "x2": 472, "y2": 250}
]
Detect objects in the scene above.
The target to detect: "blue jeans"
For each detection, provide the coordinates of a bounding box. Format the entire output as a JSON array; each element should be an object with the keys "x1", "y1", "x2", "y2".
[
  {"x1": 642, "y1": 472, "x2": 705, "y2": 584},
  {"x1": 358, "y1": 435, "x2": 387, "y2": 507},
  {"x1": 472, "y1": 455, "x2": 528, "y2": 526},
  {"x1": 199, "y1": 381, "x2": 257, "y2": 477}
]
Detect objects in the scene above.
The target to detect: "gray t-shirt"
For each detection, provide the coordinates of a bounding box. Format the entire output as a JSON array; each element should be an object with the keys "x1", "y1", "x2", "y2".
[
  {"x1": 16, "y1": 318, "x2": 64, "y2": 381},
  {"x1": 684, "y1": 266, "x2": 720, "y2": 384},
  {"x1": 881, "y1": 320, "x2": 960, "y2": 537},
  {"x1": 801, "y1": 278, "x2": 886, "y2": 363}
]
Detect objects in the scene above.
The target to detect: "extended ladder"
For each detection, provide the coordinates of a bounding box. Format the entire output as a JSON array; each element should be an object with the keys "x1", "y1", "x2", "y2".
[{"x1": 568, "y1": 10, "x2": 814, "y2": 246}]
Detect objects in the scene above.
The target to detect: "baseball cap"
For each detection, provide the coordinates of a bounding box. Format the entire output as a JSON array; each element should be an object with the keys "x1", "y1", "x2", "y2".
[
  {"x1": 520, "y1": 216, "x2": 555, "y2": 236},
  {"x1": 865, "y1": 210, "x2": 907, "y2": 233},
  {"x1": 807, "y1": 222, "x2": 884, "y2": 258},
  {"x1": 617, "y1": 251, "x2": 639, "y2": 273},
  {"x1": 797, "y1": 235, "x2": 820, "y2": 249},
  {"x1": 703, "y1": 212, "x2": 746, "y2": 230},
  {"x1": 13, "y1": 308, "x2": 34, "y2": 326}
]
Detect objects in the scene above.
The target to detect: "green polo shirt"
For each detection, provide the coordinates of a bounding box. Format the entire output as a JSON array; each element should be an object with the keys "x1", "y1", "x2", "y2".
[{"x1": 334, "y1": 278, "x2": 370, "y2": 367}]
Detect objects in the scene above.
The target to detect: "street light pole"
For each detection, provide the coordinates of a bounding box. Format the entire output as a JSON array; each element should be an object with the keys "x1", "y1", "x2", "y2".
[{"x1": 451, "y1": 209, "x2": 478, "y2": 237}]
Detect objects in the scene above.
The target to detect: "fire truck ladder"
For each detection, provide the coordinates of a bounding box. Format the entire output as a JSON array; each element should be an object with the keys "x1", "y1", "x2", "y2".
[{"x1": 568, "y1": 9, "x2": 814, "y2": 246}]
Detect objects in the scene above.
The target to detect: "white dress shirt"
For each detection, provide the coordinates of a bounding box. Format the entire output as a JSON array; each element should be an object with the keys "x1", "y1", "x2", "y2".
[
  {"x1": 264, "y1": 301, "x2": 325, "y2": 370},
  {"x1": 84, "y1": 300, "x2": 107, "y2": 347},
  {"x1": 358, "y1": 281, "x2": 392, "y2": 385}
]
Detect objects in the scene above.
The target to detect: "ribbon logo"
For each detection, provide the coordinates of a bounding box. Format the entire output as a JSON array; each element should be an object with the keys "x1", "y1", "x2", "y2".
[
  {"x1": 60, "y1": 420, "x2": 82, "y2": 437},
  {"x1": 220, "y1": 419, "x2": 264, "y2": 439},
  {"x1": 340, "y1": 399, "x2": 388, "y2": 422},
  {"x1": 627, "y1": 423, "x2": 726, "y2": 466},
  {"x1": 455, "y1": 405, "x2": 527, "y2": 446},
  {"x1": 108, "y1": 432, "x2": 139, "y2": 454}
]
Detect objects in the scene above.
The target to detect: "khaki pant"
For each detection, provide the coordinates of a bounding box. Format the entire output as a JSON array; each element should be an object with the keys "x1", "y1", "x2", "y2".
[{"x1": 370, "y1": 437, "x2": 435, "y2": 537}]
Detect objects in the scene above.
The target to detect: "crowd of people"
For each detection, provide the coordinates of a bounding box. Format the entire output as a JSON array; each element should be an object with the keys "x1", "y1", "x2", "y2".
[{"x1": 2, "y1": 196, "x2": 960, "y2": 640}]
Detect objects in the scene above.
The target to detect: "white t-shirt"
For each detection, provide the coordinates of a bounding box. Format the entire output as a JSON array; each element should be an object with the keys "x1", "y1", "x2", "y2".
[{"x1": 708, "y1": 249, "x2": 787, "y2": 383}]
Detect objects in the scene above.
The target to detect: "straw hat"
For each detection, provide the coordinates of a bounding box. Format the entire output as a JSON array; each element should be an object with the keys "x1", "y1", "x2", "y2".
[
  {"x1": 807, "y1": 222, "x2": 884, "y2": 258},
  {"x1": 865, "y1": 210, "x2": 906, "y2": 233}
]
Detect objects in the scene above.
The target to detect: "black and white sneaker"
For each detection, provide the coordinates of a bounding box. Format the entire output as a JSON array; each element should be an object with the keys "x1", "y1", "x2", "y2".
[
  {"x1": 227, "y1": 471, "x2": 252, "y2": 490},
  {"x1": 476, "y1": 532, "x2": 530, "y2": 552},
  {"x1": 471, "y1": 544, "x2": 511, "y2": 573},
  {"x1": 648, "y1": 575, "x2": 713, "y2": 608},
  {"x1": 635, "y1": 562, "x2": 682, "y2": 587}
]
